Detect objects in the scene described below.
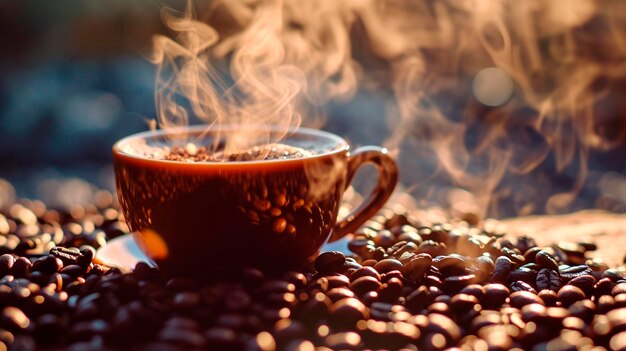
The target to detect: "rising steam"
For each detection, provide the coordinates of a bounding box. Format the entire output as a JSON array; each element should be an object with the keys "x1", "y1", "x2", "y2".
[
  {"x1": 150, "y1": 0, "x2": 357, "y2": 156},
  {"x1": 150, "y1": 0, "x2": 626, "y2": 217}
]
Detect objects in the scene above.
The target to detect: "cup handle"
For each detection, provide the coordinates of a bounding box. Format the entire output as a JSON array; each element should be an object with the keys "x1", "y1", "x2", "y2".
[{"x1": 328, "y1": 146, "x2": 398, "y2": 243}]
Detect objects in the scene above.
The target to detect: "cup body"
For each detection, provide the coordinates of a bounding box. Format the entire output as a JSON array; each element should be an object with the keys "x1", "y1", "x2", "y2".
[{"x1": 113, "y1": 126, "x2": 350, "y2": 277}]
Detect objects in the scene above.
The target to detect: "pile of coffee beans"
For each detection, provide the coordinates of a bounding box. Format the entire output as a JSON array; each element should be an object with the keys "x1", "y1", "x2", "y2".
[{"x1": 2, "y1": 181, "x2": 626, "y2": 350}]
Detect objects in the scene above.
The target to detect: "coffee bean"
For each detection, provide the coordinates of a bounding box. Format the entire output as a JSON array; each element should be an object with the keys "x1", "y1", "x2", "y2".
[
  {"x1": 612, "y1": 283, "x2": 626, "y2": 296},
  {"x1": 509, "y1": 291, "x2": 544, "y2": 308},
  {"x1": 536, "y1": 269, "x2": 561, "y2": 291},
  {"x1": 560, "y1": 265, "x2": 593, "y2": 281},
  {"x1": 449, "y1": 293, "x2": 480, "y2": 315},
  {"x1": 403, "y1": 253, "x2": 432, "y2": 282},
  {"x1": 491, "y1": 256, "x2": 514, "y2": 283},
  {"x1": 444, "y1": 274, "x2": 477, "y2": 293},
  {"x1": 349, "y1": 267, "x2": 380, "y2": 282},
  {"x1": 350, "y1": 276, "x2": 382, "y2": 296},
  {"x1": 315, "y1": 252, "x2": 346, "y2": 275},
  {"x1": 557, "y1": 285, "x2": 586, "y2": 307},
  {"x1": 510, "y1": 281, "x2": 537, "y2": 294},
  {"x1": 0, "y1": 254, "x2": 16, "y2": 276},
  {"x1": 31, "y1": 255, "x2": 62, "y2": 275},
  {"x1": 509, "y1": 267, "x2": 538, "y2": 285},
  {"x1": 537, "y1": 289, "x2": 558, "y2": 306},
  {"x1": 597, "y1": 295, "x2": 616, "y2": 314},
  {"x1": 481, "y1": 283, "x2": 509, "y2": 310},
  {"x1": 373, "y1": 259, "x2": 403, "y2": 274},
  {"x1": 1, "y1": 307, "x2": 31, "y2": 332},
  {"x1": 328, "y1": 298, "x2": 369, "y2": 329},
  {"x1": 10, "y1": 257, "x2": 31, "y2": 278},
  {"x1": 49, "y1": 247, "x2": 82, "y2": 266},
  {"x1": 387, "y1": 241, "x2": 418, "y2": 258},
  {"x1": 535, "y1": 251, "x2": 559, "y2": 271},
  {"x1": 378, "y1": 277, "x2": 403, "y2": 303},
  {"x1": 418, "y1": 240, "x2": 447, "y2": 257},
  {"x1": 567, "y1": 275, "x2": 595, "y2": 297},
  {"x1": 568, "y1": 299, "x2": 596, "y2": 323}
]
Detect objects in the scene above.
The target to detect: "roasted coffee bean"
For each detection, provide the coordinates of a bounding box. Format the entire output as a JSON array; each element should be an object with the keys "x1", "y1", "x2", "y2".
[
  {"x1": 568, "y1": 299, "x2": 596, "y2": 323},
  {"x1": 449, "y1": 293, "x2": 480, "y2": 315},
  {"x1": 373, "y1": 259, "x2": 403, "y2": 274},
  {"x1": 349, "y1": 266, "x2": 380, "y2": 282},
  {"x1": 612, "y1": 283, "x2": 626, "y2": 296},
  {"x1": 49, "y1": 247, "x2": 82, "y2": 266},
  {"x1": 597, "y1": 295, "x2": 616, "y2": 314},
  {"x1": 316, "y1": 275, "x2": 350, "y2": 291},
  {"x1": 348, "y1": 237, "x2": 375, "y2": 257},
  {"x1": 1, "y1": 307, "x2": 31, "y2": 332},
  {"x1": 433, "y1": 255, "x2": 467, "y2": 276},
  {"x1": 31, "y1": 255, "x2": 62, "y2": 275},
  {"x1": 459, "y1": 284, "x2": 484, "y2": 300},
  {"x1": 378, "y1": 277, "x2": 403, "y2": 303},
  {"x1": 510, "y1": 281, "x2": 537, "y2": 294},
  {"x1": 418, "y1": 240, "x2": 447, "y2": 257},
  {"x1": 315, "y1": 251, "x2": 346, "y2": 274},
  {"x1": 567, "y1": 275, "x2": 596, "y2": 297},
  {"x1": 0, "y1": 254, "x2": 16, "y2": 276},
  {"x1": 557, "y1": 285, "x2": 586, "y2": 307},
  {"x1": 387, "y1": 241, "x2": 418, "y2": 258},
  {"x1": 536, "y1": 269, "x2": 561, "y2": 291},
  {"x1": 350, "y1": 276, "x2": 382, "y2": 296},
  {"x1": 509, "y1": 291, "x2": 544, "y2": 308},
  {"x1": 560, "y1": 265, "x2": 593, "y2": 280},
  {"x1": 328, "y1": 298, "x2": 369, "y2": 330},
  {"x1": 538, "y1": 289, "x2": 558, "y2": 306},
  {"x1": 535, "y1": 251, "x2": 559, "y2": 271},
  {"x1": 509, "y1": 267, "x2": 538, "y2": 285},
  {"x1": 403, "y1": 253, "x2": 432, "y2": 282},
  {"x1": 326, "y1": 287, "x2": 355, "y2": 303},
  {"x1": 481, "y1": 284, "x2": 509, "y2": 310},
  {"x1": 594, "y1": 277, "x2": 615, "y2": 298},
  {"x1": 491, "y1": 256, "x2": 514, "y2": 283},
  {"x1": 444, "y1": 274, "x2": 477, "y2": 293}
]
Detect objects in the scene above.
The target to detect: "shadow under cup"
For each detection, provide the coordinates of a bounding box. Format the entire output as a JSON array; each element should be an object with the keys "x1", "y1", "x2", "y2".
[{"x1": 113, "y1": 126, "x2": 397, "y2": 278}]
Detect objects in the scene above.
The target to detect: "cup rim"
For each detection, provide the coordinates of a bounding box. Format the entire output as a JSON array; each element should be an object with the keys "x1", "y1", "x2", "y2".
[{"x1": 113, "y1": 124, "x2": 350, "y2": 165}]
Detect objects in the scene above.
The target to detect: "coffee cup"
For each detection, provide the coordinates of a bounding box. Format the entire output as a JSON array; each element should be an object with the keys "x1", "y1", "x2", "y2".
[{"x1": 112, "y1": 125, "x2": 397, "y2": 277}]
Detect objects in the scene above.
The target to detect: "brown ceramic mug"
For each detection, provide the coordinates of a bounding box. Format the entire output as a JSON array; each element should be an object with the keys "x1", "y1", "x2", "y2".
[{"x1": 112, "y1": 125, "x2": 398, "y2": 277}]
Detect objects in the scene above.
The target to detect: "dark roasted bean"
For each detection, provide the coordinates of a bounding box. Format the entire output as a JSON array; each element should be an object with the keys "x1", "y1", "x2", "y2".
[
  {"x1": 349, "y1": 266, "x2": 380, "y2": 282},
  {"x1": 482, "y1": 284, "x2": 509, "y2": 310},
  {"x1": 536, "y1": 269, "x2": 561, "y2": 291},
  {"x1": 538, "y1": 289, "x2": 558, "y2": 306},
  {"x1": 567, "y1": 275, "x2": 595, "y2": 297},
  {"x1": 560, "y1": 265, "x2": 593, "y2": 281},
  {"x1": 328, "y1": 298, "x2": 369, "y2": 329},
  {"x1": 350, "y1": 276, "x2": 381, "y2": 296},
  {"x1": 315, "y1": 251, "x2": 346, "y2": 274},
  {"x1": 49, "y1": 247, "x2": 82, "y2": 266},
  {"x1": 612, "y1": 283, "x2": 626, "y2": 296},
  {"x1": 557, "y1": 285, "x2": 586, "y2": 307},
  {"x1": 373, "y1": 258, "x2": 403, "y2": 274},
  {"x1": 509, "y1": 291, "x2": 544, "y2": 308},
  {"x1": 510, "y1": 280, "x2": 536, "y2": 294},
  {"x1": 568, "y1": 299, "x2": 596, "y2": 323},
  {"x1": 492, "y1": 256, "x2": 513, "y2": 283},
  {"x1": 0, "y1": 254, "x2": 16, "y2": 277},
  {"x1": 535, "y1": 251, "x2": 559, "y2": 271},
  {"x1": 326, "y1": 287, "x2": 355, "y2": 303}
]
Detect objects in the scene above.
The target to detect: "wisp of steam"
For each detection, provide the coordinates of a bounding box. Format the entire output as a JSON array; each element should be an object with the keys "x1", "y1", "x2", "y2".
[{"x1": 150, "y1": 0, "x2": 626, "y2": 218}]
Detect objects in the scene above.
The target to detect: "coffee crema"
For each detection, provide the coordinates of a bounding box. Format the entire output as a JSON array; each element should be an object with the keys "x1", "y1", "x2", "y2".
[{"x1": 164, "y1": 143, "x2": 314, "y2": 162}]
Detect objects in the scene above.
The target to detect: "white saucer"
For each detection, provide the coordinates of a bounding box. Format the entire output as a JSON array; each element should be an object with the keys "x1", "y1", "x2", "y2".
[{"x1": 96, "y1": 233, "x2": 352, "y2": 272}]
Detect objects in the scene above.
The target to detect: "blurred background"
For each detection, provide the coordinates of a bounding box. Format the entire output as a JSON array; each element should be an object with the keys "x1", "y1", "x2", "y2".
[{"x1": 1, "y1": 0, "x2": 626, "y2": 218}]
